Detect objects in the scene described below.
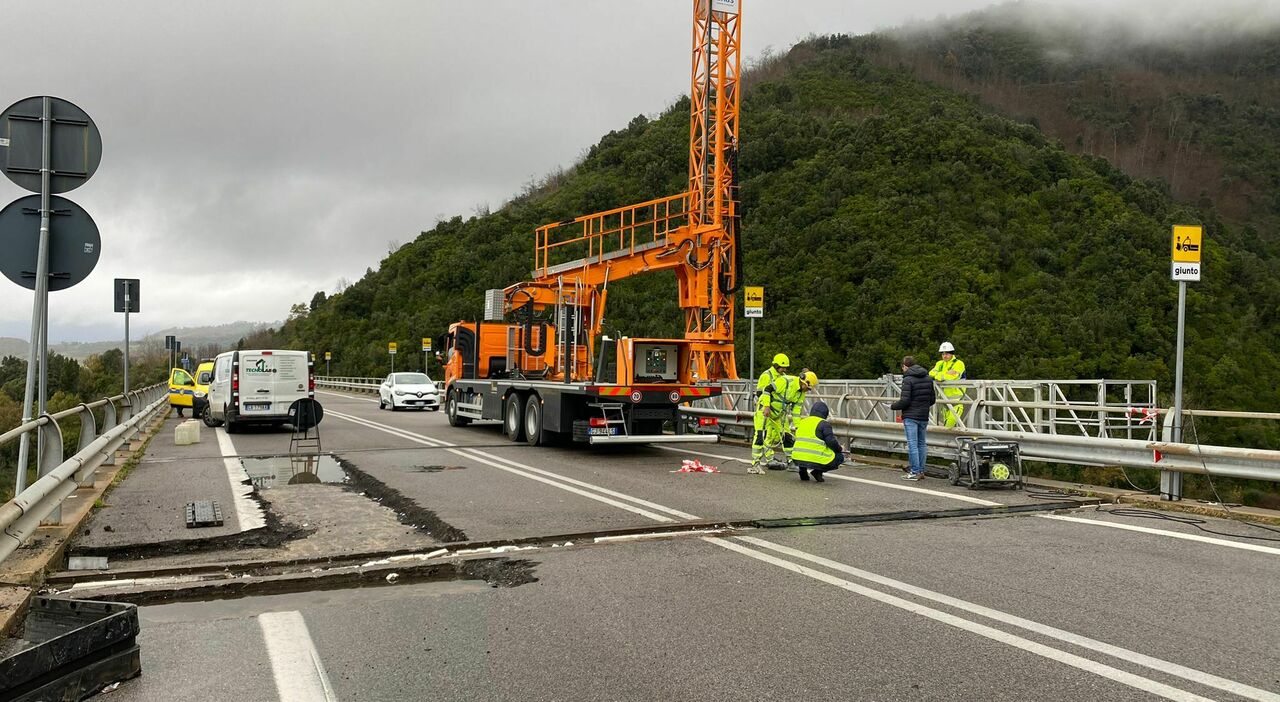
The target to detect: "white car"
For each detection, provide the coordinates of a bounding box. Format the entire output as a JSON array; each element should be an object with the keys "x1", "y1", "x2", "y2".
[{"x1": 379, "y1": 372, "x2": 440, "y2": 411}]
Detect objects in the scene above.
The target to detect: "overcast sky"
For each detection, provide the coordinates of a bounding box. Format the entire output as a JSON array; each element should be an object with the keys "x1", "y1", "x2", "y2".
[{"x1": 0, "y1": 0, "x2": 1272, "y2": 343}]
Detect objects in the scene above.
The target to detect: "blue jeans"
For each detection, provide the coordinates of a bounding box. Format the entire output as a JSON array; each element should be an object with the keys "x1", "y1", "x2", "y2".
[{"x1": 903, "y1": 418, "x2": 928, "y2": 475}]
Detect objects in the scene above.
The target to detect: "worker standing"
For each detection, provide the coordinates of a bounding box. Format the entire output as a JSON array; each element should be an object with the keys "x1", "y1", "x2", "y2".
[
  {"x1": 750, "y1": 354, "x2": 800, "y2": 473},
  {"x1": 930, "y1": 341, "x2": 967, "y2": 427},
  {"x1": 793, "y1": 400, "x2": 844, "y2": 482}
]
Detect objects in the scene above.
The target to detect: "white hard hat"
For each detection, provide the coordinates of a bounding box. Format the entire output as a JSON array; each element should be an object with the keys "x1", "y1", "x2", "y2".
[{"x1": 938, "y1": 341, "x2": 955, "y2": 353}]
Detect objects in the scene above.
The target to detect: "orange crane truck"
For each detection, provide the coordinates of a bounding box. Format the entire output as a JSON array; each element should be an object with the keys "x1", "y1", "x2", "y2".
[{"x1": 442, "y1": 0, "x2": 743, "y2": 446}]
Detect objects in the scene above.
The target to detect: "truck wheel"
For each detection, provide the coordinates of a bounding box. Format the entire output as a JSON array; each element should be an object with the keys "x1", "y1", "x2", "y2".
[
  {"x1": 225, "y1": 407, "x2": 239, "y2": 434},
  {"x1": 446, "y1": 389, "x2": 471, "y2": 427},
  {"x1": 505, "y1": 394, "x2": 526, "y2": 442},
  {"x1": 523, "y1": 395, "x2": 544, "y2": 446}
]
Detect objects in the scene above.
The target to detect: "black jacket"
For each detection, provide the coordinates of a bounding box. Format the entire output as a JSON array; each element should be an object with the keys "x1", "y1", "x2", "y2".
[{"x1": 891, "y1": 365, "x2": 936, "y2": 421}]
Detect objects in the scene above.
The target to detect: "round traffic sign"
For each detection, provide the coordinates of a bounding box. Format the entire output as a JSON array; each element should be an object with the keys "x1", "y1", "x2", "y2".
[
  {"x1": 0, "y1": 96, "x2": 102, "y2": 194},
  {"x1": 0, "y1": 195, "x2": 101, "y2": 291}
]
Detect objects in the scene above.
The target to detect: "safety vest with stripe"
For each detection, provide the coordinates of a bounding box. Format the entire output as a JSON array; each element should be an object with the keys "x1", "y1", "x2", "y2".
[{"x1": 792, "y1": 415, "x2": 835, "y2": 464}]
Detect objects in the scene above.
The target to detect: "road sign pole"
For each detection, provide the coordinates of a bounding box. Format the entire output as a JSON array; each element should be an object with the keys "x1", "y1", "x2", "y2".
[
  {"x1": 1162, "y1": 280, "x2": 1188, "y2": 501},
  {"x1": 123, "y1": 283, "x2": 131, "y2": 393},
  {"x1": 15, "y1": 98, "x2": 55, "y2": 495},
  {"x1": 326, "y1": 359, "x2": 330, "y2": 376},
  {"x1": 749, "y1": 318, "x2": 755, "y2": 384}
]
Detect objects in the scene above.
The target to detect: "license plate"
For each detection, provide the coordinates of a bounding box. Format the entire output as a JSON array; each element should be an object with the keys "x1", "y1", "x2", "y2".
[
  {"x1": 245, "y1": 403, "x2": 270, "y2": 411},
  {"x1": 588, "y1": 427, "x2": 620, "y2": 436}
]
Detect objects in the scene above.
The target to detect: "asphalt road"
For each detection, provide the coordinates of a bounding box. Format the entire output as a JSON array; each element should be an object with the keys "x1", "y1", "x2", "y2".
[{"x1": 95, "y1": 391, "x2": 1280, "y2": 701}]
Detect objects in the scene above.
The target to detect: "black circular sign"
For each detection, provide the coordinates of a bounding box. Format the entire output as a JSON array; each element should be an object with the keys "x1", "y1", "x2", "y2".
[
  {"x1": 289, "y1": 399, "x2": 325, "y2": 430},
  {"x1": 0, "y1": 195, "x2": 101, "y2": 291},
  {"x1": 1, "y1": 96, "x2": 102, "y2": 194}
]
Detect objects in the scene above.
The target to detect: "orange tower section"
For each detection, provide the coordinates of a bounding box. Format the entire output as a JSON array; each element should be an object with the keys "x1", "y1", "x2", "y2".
[{"x1": 517, "y1": 0, "x2": 743, "y2": 381}]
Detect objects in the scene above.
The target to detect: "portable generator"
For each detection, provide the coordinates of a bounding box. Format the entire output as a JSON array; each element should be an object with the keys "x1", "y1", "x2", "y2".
[{"x1": 948, "y1": 437, "x2": 1024, "y2": 489}]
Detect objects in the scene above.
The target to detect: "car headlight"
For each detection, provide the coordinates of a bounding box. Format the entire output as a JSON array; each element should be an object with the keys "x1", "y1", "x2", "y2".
[
  {"x1": 394, "y1": 390, "x2": 406, "y2": 396},
  {"x1": 195, "y1": 391, "x2": 206, "y2": 398}
]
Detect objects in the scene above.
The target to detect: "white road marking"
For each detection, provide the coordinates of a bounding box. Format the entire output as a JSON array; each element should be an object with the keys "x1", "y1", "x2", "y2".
[
  {"x1": 259, "y1": 610, "x2": 338, "y2": 702},
  {"x1": 1039, "y1": 514, "x2": 1280, "y2": 557},
  {"x1": 318, "y1": 389, "x2": 378, "y2": 404},
  {"x1": 326, "y1": 406, "x2": 1271, "y2": 700},
  {"x1": 450, "y1": 448, "x2": 678, "y2": 523},
  {"x1": 709, "y1": 538, "x2": 1218, "y2": 702},
  {"x1": 326, "y1": 410, "x2": 681, "y2": 522},
  {"x1": 736, "y1": 535, "x2": 1280, "y2": 702},
  {"x1": 654, "y1": 445, "x2": 1002, "y2": 506},
  {"x1": 215, "y1": 427, "x2": 266, "y2": 531}
]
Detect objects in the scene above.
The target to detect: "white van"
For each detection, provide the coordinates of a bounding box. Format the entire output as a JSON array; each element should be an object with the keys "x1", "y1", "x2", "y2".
[{"x1": 207, "y1": 349, "x2": 319, "y2": 432}]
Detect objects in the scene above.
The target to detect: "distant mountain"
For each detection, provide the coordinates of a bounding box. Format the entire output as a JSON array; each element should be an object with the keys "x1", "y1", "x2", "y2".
[{"x1": 0, "y1": 320, "x2": 281, "y2": 361}]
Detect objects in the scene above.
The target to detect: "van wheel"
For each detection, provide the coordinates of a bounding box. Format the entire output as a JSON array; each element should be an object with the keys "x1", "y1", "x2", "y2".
[
  {"x1": 446, "y1": 389, "x2": 470, "y2": 427},
  {"x1": 505, "y1": 394, "x2": 526, "y2": 442},
  {"x1": 378, "y1": 396, "x2": 386, "y2": 410},
  {"x1": 524, "y1": 395, "x2": 544, "y2": 446},
  {"x1": 201, "y1": 404, "x2": 221, "y2": 428}
]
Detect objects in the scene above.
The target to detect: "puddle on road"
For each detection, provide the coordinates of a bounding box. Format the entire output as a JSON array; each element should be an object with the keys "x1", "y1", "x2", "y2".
[
  {"x1": 242, "y1": 455, "x2": 347, "y2": 490},
  {"x1": 412, "y1": 465, "x2": 467, "y2": 473}
]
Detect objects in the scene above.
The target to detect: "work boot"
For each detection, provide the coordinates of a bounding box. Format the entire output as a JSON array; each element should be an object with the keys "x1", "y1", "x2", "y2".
[
  {"x1": 765, "y1": 458, "x2": 789, "y2": 471},
  {"x1": 811, "y1": 469, "x2": 825, "y2": 483},
  {"x1": 798, "y1": 466, "x2": 809, "y2": 481}
]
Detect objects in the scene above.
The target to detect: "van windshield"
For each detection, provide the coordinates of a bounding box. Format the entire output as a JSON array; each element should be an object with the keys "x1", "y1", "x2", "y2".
[{"x1": 394, "y1": 373, "x2": 431, "y2": 385}]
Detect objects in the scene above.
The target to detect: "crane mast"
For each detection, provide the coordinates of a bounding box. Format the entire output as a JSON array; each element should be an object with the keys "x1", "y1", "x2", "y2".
[{"x1": 496, "y1": 0, "x2": 743, "y2": 383}]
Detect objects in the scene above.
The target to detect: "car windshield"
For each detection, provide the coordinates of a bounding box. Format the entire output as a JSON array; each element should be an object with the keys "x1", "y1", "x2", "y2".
[{"x1": 394, "y1": 373, "x2": 431, "y2": 385}]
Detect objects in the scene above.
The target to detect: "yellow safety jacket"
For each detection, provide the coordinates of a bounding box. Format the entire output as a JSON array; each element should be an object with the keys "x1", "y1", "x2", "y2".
[
  {"x1": 929, "y1": 358, "x2": 967, "y2": 398},
  {"x1": 793, "y1": 415, "x2": 835, "y2": 464},
  {"x1": 760, "y1": 373, "x2": 803, "y2": 420}
]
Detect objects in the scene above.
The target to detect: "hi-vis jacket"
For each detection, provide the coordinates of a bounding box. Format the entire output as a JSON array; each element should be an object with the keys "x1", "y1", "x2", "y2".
[{"x1": 929, "y1": 358, "x2": 967, "y2": 398}]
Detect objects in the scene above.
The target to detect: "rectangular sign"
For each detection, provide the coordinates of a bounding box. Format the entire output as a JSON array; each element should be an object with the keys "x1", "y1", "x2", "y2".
[
  {"x1": 324, "y1": 351, "x2": 331, "y2": 361},
  {"x1": 388, "y1": 342, "x2": 397, "y2": 354},
  {"x1": 165, "y1": 334, "x2": 175, "y2": 350},
  {"x1": 1172, "y1": 262, "x2": 1201, "y2": 282},
  {"x1": 422, "y1": 338, "x2": 432, "y2": 352},
  {"x1": 1172, "y1": 225, "x2": 1202, "y2": 263},
  {"x1": 744, "y1": 285, "x2": 763, "y2": 318},
  {"x1": 711, "y1": 0, "x2": 739, "y2": 15},
  {"x1": 113, "y1": 278, "x2": 140, "y2": 313}
]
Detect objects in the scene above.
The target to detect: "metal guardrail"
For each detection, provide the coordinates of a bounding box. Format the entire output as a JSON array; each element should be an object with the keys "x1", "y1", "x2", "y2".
[
  {"x1": 698, "y1": 377, "x2": 1164, "y2": 441},
  {"x1": 317, "y1": 377, "x2": 381, "y2": 393},
  {"x1": 1, "y1": 383, "x2": 168, "y2": 563}
]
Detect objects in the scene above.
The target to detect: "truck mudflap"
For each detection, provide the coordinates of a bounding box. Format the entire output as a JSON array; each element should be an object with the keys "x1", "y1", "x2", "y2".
[{"x1": 587, "y1": 434, "x2": 720, "y2": 445}]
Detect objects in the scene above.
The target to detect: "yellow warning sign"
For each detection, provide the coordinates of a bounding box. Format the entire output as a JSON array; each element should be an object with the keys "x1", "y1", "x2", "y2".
[
  {"x1": 744, "y1": 286, "x2": 764, "y2": 319},
  {"x1": 324, "y1": 351, "x2": 332, "y2": 360},
  {"x1": 422, "y1": 338, "x2": 432, "y2": 352},
  {"x1": 1172, "y1": 225, "x2": 1202, "y2": 263},
  {"x1": 388, "y1": 342, "x2": 398, "y2": 354}
]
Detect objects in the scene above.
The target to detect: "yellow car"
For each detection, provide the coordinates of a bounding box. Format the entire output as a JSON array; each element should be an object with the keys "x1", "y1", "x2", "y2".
[
  {"x1": 168, "y1": 361, "x2": 215, "y2": 420},
  {"x1": 168, "y1": 367, "x2": 197, "y2": 417}
]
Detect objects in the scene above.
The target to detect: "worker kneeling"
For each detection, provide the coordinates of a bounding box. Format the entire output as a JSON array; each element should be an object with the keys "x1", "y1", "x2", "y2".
[{"x1": 793, "y1": 401, "x2": 845, "y2": 483}]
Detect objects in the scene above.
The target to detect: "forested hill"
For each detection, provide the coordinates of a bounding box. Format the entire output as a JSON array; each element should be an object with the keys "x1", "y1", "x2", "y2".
[{"x1": 282, "y1": 28, "x2": 1280, "y2": 422}]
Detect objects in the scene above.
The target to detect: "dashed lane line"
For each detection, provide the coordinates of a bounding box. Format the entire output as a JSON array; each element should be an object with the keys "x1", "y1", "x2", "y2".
[{"x1": 325, "y1": 408, "x2": 1273, "y2": 701}]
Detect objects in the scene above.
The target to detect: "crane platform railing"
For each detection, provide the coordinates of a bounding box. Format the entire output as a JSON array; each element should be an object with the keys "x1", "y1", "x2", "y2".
[{"x1": 534, "y1": 191, "x2": 694, "y2": 279}]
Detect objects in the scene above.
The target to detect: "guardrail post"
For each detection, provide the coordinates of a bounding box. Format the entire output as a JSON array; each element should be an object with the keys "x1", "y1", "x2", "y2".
[
  {"x1": 75, "y1": 404, "x2": 98, "y2": 486},
  {"x1": 38, "y1": 416, "x2": 65, "y2": 525}
]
